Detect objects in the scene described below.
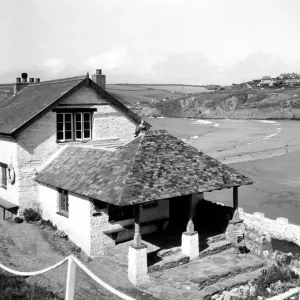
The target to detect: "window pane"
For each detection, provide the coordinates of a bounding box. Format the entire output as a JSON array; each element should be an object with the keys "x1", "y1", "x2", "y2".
[
  {"x1": 84, "y1": 121, "x2": 90, "y2": 130},
  {"x1": 57, "y1": 123, "x2": 63, "y2": 131},
  {"x1": 84, "y1": 113, "x2": 90, "y2": 122},
  {"x1": 65, "y1": 114, "x2": 72, "y2": 122},
  {"x1": 76, "y1": 122, "x2": 82, "y2": 130},
  {"x1": 57, "y1": 114, "x2": 63, "y2": 122},
  {"x1": 65, "y1": 131, "x2": 72, "y2": 140},
  {"x1": 76, "y1": 131, "x2": 82, "y2": 139},
  {"x1": 57, "y1": 131, "x2": 64, "y2": 140},
  {"x1": 84, "y1": 130, "x2": 90, "y2": 138},
  {"x1": 65, "y1": 122, "x2": 72, "y2": 131},
  {"x1": 75, "y1": 113, "x2": 81, "y2": 122}
]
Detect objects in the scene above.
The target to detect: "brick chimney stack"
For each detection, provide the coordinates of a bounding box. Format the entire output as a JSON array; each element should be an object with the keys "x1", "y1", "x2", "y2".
[
  {"x1": 92, "y1": 69, "x2": 106, "y2": 90},
  {"x1": 14, "y1": 73, "x2": 30, "y2": 94}
]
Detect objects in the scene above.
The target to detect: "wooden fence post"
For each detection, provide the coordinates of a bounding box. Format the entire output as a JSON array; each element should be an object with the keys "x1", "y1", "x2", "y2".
[{"x1": 65, "y1": 256, "x2": 76, "y2": 300}]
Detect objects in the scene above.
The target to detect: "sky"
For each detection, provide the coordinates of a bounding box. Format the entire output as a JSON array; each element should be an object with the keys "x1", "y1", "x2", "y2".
[{"x1": 0, "y1": 0, "x2": 300, "y2": 85}]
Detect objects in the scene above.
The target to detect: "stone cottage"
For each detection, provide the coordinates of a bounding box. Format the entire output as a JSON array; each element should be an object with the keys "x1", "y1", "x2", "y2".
[
  {"x1": 0, "y1": 70, "x2": 149, "y2": 220},
  {"x1": 0, "y1": 70, "x2": 253, "y2": 262}
]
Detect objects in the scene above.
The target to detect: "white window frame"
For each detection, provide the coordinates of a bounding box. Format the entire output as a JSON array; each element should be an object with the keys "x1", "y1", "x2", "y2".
[
  {"x1": 74, "y1": 112, "x2": 92, "y2": 141},
  {"x1": 57, "y1": 113, "x2": 73, "y2": 142}
]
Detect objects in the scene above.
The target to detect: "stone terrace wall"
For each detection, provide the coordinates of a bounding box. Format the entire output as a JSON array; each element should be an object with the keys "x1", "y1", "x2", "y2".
[{"x1": 239, "y1": 208, "x2": 300, "y2": 247}]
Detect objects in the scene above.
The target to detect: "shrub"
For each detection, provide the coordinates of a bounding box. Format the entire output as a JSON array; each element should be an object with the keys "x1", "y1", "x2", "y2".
[
  {"x1": 14, "y1": 217, "x2": 23, "y2": 224},
  {"x1": 54, "y1": 230, "x2": 68, "y2": 239},
  {"x1": 40, "y1": 219, "x2": 57, "y2": 230},
  {"x1": 253, "y1": 264, "x2": 299, "y2": 297},
  {"x1": 23, "y1": 208, "x2": 41, "y2": 223},
  {"x1": 70, "y1": 245, "x2": 81, "y2": 254}
]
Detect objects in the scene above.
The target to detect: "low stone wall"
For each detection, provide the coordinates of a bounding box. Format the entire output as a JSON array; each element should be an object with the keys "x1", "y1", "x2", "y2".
[
  {"x1": 239, "y1": 208, "x2": 300, "y2": 247},
  {"x1": 238, "y1": 208, "x2": 300, "y2": 265}
]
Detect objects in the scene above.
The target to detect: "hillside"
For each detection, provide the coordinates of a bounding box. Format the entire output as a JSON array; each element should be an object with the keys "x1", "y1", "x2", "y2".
[{"x1": 136, "y1": 86, "x2": 300, "y2": 119}]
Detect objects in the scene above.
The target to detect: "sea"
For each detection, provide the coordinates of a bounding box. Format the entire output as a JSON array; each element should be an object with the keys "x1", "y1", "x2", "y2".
[{"x1": 146, "y1": 117, "x2": 300, "y2": 225}]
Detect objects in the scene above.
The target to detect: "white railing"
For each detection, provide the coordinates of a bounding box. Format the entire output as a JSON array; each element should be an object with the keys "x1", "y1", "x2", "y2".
[{"x1": 0, "y1": 255, "x2": 136, "y2": 300}]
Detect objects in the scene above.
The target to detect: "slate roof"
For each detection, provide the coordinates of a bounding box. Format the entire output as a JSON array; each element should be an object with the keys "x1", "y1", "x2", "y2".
[
  {"x1": 0, "y1": 75, "x2": 150, "y2": 136},
  {"x1": 0, "y1": 76, "x2": 86, "y2": 135},
  {"x1": 35, "y1": 130, "x2": 253, "y2": 206}
]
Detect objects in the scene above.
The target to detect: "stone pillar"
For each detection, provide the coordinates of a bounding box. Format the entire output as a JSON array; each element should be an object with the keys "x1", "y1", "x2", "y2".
[
  {"x1": 233, "y1": 186, "x2": 238, "y2": 211},
  {"x1": 128, "y1": 244, "x2": 148, "y2": 285},
  {"x1": 128, "y1": 204, "x2": 148, "y2": 285},
  {"x1": 182, "y1": 195, "x2": 199, "y2": 260}
]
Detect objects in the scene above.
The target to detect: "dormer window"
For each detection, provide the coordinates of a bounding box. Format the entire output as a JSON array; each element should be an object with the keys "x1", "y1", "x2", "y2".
[
  {"x1": 56, "y1": 110, "x2": 93, "y2": 142},
  {"x1": 57, "y1": 113, "x2": 73, "y2": 142}
]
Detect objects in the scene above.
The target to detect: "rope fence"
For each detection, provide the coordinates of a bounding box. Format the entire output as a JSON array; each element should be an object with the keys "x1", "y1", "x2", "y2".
[{"x1": 0, "y1": 255, "x2": 136, "y2": 300}]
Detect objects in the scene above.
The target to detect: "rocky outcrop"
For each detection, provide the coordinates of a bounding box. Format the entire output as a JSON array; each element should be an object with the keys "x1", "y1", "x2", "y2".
[{"x1": 139, "y1": 89, "x2": 300, "y2": 120}]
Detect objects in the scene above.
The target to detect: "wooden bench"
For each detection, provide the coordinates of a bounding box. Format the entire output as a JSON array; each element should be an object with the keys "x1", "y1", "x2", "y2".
[
  {"x1": 0, "y1": 197, "x2": 18, "y2": 220},
  {"x1": 103, "y1": 218, "x2": 169, "y2": 243}
]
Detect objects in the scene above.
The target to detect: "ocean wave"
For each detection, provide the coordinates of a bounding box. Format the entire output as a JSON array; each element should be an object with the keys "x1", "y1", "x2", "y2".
[
  {"x1": 263, "y1": 127, "x2": 282, "y2": 140},
  {"x1": 194, "y1": 120, "x2": 214, "y2": 125},
  {"x1": 213, "y1": 123, "x2": 219, "y2": 127},
  {"x1": 190, "y1": 135, "x2": 199, "y2": 139},
  {"x1": 258, "y1": 120, "x2": 278, "y2": 124}
]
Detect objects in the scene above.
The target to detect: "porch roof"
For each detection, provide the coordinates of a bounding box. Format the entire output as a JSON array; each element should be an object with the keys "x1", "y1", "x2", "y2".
[{"x1": 35, "y1": 130, "x2": 253, "y2": 206}]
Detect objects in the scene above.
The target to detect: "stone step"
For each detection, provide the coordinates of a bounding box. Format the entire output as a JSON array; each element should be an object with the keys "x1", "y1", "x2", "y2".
[
  {"x1": 197, "y1": 240, "x2": 233, "y2": 260},
  {"x1": 148, "y1": 252, "x2": 190, "y2": 273}
]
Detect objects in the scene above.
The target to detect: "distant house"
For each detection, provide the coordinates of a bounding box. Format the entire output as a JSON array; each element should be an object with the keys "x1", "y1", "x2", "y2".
[{"x1": 258, "y1": 76, "x2": 276, "y2": 87}]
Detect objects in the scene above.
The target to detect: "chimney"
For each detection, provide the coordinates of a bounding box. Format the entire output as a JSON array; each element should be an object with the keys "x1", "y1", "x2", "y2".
[
  {"x1": 14, "y1": 73, "x2": 30, "y2": 94},
  {"x1": 29, "y1": 78, "x2": 34, "y2": 83},
  {"x1": 35, "y1": 78, "x2": 40, "y2": 83},
  {"x1": 92, "y1": 69, "x2": 106, "y2": 90}
]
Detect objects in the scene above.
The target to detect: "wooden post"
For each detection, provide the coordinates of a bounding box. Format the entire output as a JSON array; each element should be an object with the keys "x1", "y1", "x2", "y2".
[
  {"x1": 65, "y1": 256, "x2": 76, "y2": 300},
  {"x1": 233, "y1": 186, "x2": 238, "y2": 211},
  {"x1": 133, "y1": 204, "x2": 141, "y2": 247},
  {"x1": 186, "y1": 195, "x2": 194, "y2": 234}
]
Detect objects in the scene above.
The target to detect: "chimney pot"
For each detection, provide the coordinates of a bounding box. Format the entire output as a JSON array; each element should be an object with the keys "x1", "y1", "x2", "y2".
[
  {"x1": 96, "y1": 69, "x2": 102, "y2": 75},
  {"x1": 29, "y1": 78, "x2": 34, "y2": 83},
  {"x1": 35, "y1": 78, "x2": 40, "y2": 83},
  {"x1": 16, "y1": 78, "x2": 21, "y2": 83}
]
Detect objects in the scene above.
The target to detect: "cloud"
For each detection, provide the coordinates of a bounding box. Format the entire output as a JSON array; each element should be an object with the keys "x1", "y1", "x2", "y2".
[
  {"x1": 85, "y1": 47, "x2": 130, "y2": 70},
  {"x1": 41, "y1": 58, "x2": 67, "y2": 74},
  {"x1": 221, "y1": 53, "x2": 290, "y2": 84}
]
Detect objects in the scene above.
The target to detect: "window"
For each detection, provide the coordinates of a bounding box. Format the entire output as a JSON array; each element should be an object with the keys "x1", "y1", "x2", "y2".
[
  {"x1": 56, "y1": 112, "x2": 92, "y2": 142},
  {"x1": 75, "y1": 112, "x2": 91, "y2": 140},
  {"x1": 58, "y1": 189, "x2": 69, "y2": 217},
  {"x1": 57, "y1": 113, "x2": 73, "y2": 142},
  {"x1": 0, "y1": 163, "x2": 7, "y2": 189}
]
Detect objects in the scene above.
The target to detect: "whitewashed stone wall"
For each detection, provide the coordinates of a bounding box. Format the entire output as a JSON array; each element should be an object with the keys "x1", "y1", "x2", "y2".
[
  {"x1": 16, "y1": 111, "x2": 60, "y2": 213},
  {"x1": 0, "y1": 137, "x2": 19, "y2": 205},
  {"x1": 39, "y1": 183, "x2": 92, "y2": 255}
]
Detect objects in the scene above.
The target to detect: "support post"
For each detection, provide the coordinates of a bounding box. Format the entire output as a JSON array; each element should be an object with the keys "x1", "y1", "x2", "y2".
[
  {"x1": 186, "y1": 195, "x2": 194, "y2": 234},
  {"x1": 133, "y1": 204, "x2": 141, "y2": 247},
  {"x1": 128, "y1": 204, "x2": 148, "y2": 285},
  {"x1": 233, "y1": 186, "x2": 238, "y2": 211},
  {"x1": 182, "y1": 195, "x2": 199, "y2": 260},
  {"x1": 65, "y1": 256, "x2": 76, "y2": 300}
]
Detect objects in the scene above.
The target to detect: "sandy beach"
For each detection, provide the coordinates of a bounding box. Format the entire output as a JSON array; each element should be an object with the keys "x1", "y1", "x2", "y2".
[{"x1": 147, "y1": 118, "x2": 300, "y2": 225}]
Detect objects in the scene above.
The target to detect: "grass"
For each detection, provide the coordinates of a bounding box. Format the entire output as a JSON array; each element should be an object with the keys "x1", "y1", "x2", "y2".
[{"x1": 0, "y1": 271, "x2": 62, "y2": 300}]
